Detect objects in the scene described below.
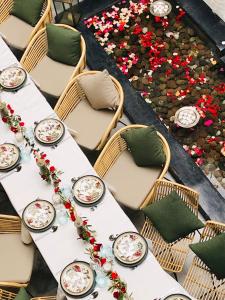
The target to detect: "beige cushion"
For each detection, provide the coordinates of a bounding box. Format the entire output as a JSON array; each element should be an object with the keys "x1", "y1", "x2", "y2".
[
  {"x1": 103, "y1": 150, "x2": 162, "y2": 210},
  {"x1": 65, "y1": 98, "x2": 115, "y2": 150},
  {"x1": 0, "y1": 15, "x2": 33, "y2": 51},
  {"x1": 0, "y1": 233, "x2": 34, "y2": 283},
  {"x1": 30, "y1": 55, "x2": 75, "y2": 98},
  {"x1": 77, "y1": 70, "x2": 120, "y2": 110}
]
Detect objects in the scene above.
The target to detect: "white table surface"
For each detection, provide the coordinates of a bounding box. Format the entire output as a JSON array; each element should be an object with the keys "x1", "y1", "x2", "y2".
[{"x1": 0, "y1": 37, "x2": 192, "y2": 300}]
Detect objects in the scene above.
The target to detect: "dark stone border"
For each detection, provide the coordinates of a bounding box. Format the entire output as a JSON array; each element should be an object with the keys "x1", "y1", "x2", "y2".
[{"x1": 76, "y1": 0, "x2": 225, "y2": 222}]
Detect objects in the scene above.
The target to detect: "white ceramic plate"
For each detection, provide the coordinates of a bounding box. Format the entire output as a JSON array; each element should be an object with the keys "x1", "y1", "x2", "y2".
[
  {"x1": 34, "y1": 118, "x2": 65, "y2": 145},
  {"x1": 22, "y1": 199, "x2": 56, "y2": 232},
  {"x1": 164, "y1": 294, "x2": 191, "y2": 300},
  {"x1": 72, "y1": 175, "x2": 105, "y2": 206},
  {"x1": 174, "y1": 106, "x2": 200, "y2": 128},
  {"x1": 0, "y1": 143, "x2": 20, "y2": 171},
  {"x1": 113, "y1": 232, "x2": 148, "y2": 267},
  {"x1": 150, "y1": 0, "x2": 172, "y2": 17},
  {"x1": 60, "y1": 261, "x2": 95, "y2": 298},
  {"x1": 0, "y1": 67, "x2": 26, "y2": 90}
]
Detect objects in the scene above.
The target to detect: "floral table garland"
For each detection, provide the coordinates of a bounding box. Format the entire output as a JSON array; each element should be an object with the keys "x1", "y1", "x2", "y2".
[{"x1": 0, "y1": 99, "x2": 132, "y2": 300}]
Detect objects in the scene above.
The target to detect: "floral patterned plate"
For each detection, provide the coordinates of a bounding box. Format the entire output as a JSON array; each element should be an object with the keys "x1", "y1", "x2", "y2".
[
  {"x1": 34, "y1": 118, "x2": 65, "y2": 145},
  {"x1": 60, "y1": 261, "x2": 96, "y2": 298},
  {"x1": 164, "y1": 294, "x2": 191, "y2": 300},
  {"x1": 149, "y1": 0, "x2": 172, "y2": 17},
  {"x1": 22, "y1": 199, "x2": 56, "y2": 232},
  {"x1": 113, "y1": 232, "x2": 148, "y2": 267},
  {"x1": 0, "y1": 67, "x2": 27, "y2": 90},
  {"x1": 174, "y1": 106, "x2": 200, "y2": 128},
  {"x1": 0, "y1": 143, "x2": 20, "y2": 172},
  {"x1": 72, "y1": 175, "x2": 105, "y2": 207}
]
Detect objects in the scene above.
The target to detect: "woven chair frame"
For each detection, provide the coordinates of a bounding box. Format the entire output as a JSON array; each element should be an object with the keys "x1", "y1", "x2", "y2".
[
  {"x1": 183, "y1": 221, "x2": 225, "y2": 300},
  {"x1": 20, "y1": 24, "x2": 86, "y2": 79},
  {"x1": 0, "y1": 289, "x2": 56, "y2": 300},
  {"x1": 0, "y1": 215, "x2": 30, "y2": 288},
  {"x1": 0, "y1": 0, "x2": 52, "y2": 49},
  {"x1": 54, "y1": 71, "x2": 124, "y2": 150},
  {"x1": 140, "y1": 179, "x2": 200, "y2": 273},
  {"x1": 94, "y1": 124, "x2": 171, "y2": 206}
]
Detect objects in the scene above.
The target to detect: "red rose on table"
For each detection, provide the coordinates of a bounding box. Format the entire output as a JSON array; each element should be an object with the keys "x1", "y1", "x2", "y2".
[
  {"x1": 121, "y1": 287, "x2": 126, "y2": 293},
  {"x1": 111, "y1": 272, "x2": 118, "y2": 280},
  {"x1": 93, "y1": 243, "x2": 102, "y2": 252},
  {"x1": 2, "y1": 116, "x2": 7, "y2": 123},
  {"x1": 50, "y1": 166, "x2": 55, "y2": 172},
  {"x1": 70, "y1": 212, "x2": 76, "y2": 221},
  {"x1": 19, "y1": 122, "x2": 24, "y2": 127},
  {"x1": 100, "y1": 258, "x2": 106, "y2": 266},
  {"x1": 113, "y1": 291, "x2": 120, "y2": 299},
  {"x1": 90, "y1": 237, "x2": 96, "y2": 244},
  {"x1": 64, "y1": 202, "x2": 71, "y2": 209}
]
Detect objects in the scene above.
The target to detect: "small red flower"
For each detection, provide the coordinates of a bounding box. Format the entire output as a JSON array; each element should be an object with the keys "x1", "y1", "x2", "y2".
[
  {"x1": 100, "y1": 258, "x2": 106, "y2": 266},
  {"x1": 64, "y1": 202, "x2": 71, "y2": 209},
  {"x1": 49, "y1": 166, "x2": 55, "y2": 172},
  {"x1": 2, "y1": 116, "x2": 7, "y2": 123},
  {"x1": 70, "y1": 212, "x2": 76, "y2": 222},
  {"x1": 111, "y1": 272, "x2": 118, "y2": 280},
  {"x1": 19, "y1": 122, "x2": 25, "y2": 127},
  {"x1": 10, "y1": 126, "x2": 18, "y2": 133},
  {"x1": 121, "y1": 287, "x2": 126, "y2": 293},
  {"x1": 45, "y1": 159, "x2": 50, "y2": 164},
  {"x1": 93, "y1": 243, "x2": 102, "y2": 252},
  {"x1": 41, "y1": 153, "x2": 47, "y2": 159},
  {"x1": 54, "y1": 187, "x2": 59, "y2": 193},
  {"x1": 113, "y1": 291, "x2": 120, "y2": 299},
  {"x1": 90, "y1": 237, "x2": 96, "y2": 244}
]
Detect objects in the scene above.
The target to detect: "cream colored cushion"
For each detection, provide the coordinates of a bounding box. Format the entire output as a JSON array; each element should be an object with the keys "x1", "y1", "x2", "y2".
[
  {"x1": 77, "y1": 70, "x2": 120, "y2": 110},
  {"x1": 0, "y1": 233, "x2": 34, "y2": 283},
  {"x1": 65, "y1": 98, "x2": 115, "y2": 150},
  {"x1": 30, "y1": 55, "x2": 75, "y2": 98},
  {"x1": 103, "y1": 150, "x2": 162, "y2": 210},
  {"x1": 0, "y1": 15, "x2": 33, "y2": 51}
]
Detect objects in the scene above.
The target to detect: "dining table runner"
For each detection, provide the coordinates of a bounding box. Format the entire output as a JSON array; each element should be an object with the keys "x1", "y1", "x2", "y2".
[{"x1": 0, "y1": 37, "x2": 192, "y2": 300}]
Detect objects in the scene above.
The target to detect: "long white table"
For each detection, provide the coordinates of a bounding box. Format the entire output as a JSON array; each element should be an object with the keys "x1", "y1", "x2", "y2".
[{"x1": 0, "y1": 37, "x2": 191, "y2": 300}]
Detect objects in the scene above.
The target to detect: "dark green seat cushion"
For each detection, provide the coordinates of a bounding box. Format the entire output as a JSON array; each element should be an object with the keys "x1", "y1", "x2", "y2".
[
  {"x1": 14, "y1": 288, "x2": 30, "y2": 300},
  {"x1": 11, "y1": 0, "x2": 44, "y2": 27},
  {"x1": 142, "y1": 191, "x2": 204, "y2": 243},
  {"x1": 46, "y1": 24, "x2": 81, "y2": 66},
  {"x1": 121, "y1": 126, "x2": 166, "y2": 167},
  {"x1": 190, "y1": 233, "x2": 225, "y2": 280}
]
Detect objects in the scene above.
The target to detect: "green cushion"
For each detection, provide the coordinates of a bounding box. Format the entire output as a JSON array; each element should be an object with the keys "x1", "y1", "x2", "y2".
[
  {"x1": 121, "y1": 126, "x2": 166, "y2": 167},
  {"x1": 11, "y1": 0, "x2": 44, "y2": 27},
  {"x1": 14, "y1": 288, "x2": 30, "y2": 300},
  {"x1": 190, "y1": 233, "x2": 225, "y2": 280},
  {"x1": 46, "y1": 24, "x2": 81, "y2": 66},
  {"x1": 142, "y1": 191, "x2": 204, "y2": 243}
]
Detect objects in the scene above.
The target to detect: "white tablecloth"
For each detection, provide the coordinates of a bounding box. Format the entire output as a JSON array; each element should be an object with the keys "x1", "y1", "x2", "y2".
[{"x1": 0, "y1": 37, "x2": 191, "y2": 300}]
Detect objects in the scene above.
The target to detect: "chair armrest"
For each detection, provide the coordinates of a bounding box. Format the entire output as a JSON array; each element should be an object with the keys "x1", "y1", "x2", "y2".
[{"x1": 0, "y1": 214, "x2": 21, "y2": 233}]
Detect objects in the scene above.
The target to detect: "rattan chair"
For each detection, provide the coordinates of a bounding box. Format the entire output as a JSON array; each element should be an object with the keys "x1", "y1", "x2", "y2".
[
  {"x1": 0, "y1": 0, "x2": 52, "y2": 51},
  {"x1": 0, "y1": 289, "x2": 56, "y2": 300},
  {"x1": 54, "y1": 71, "x2": 124, "y2": 151},
  {"x1": 183, "y1": 221, "x2": 225, "y2": 300},
  {"x1": 140, "y1": 179, "x2": 200, "y2": 275},
  {"x1": 20, "y1": 24, "x2": 86, "y2": 99},
  {"x1": 0, "y1": 214, "x2": 34, "y2": 287},
  {"x1": 94, "y1": 125, "x2": 171, "y2": 209}
]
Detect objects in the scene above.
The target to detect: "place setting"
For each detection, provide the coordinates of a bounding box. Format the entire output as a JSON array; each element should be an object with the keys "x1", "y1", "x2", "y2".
[
  {"x1": 71, "y1": 175, "x2": 105, "y2": 209},
  {"x1": 0, "y1": 142, "x2": 22, "y2": 180},
  {"x1": 0, "y1": 65, "x2": 28, "y2": 93}
]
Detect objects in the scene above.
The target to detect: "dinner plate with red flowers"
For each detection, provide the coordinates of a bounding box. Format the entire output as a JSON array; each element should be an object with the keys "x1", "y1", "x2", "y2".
[
  {"x1": 112, "y1": 232, "x2": 148, "y2": 267},
  {"x1": 60, "y1": 261, "x2": 96, "y2": 298}
]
